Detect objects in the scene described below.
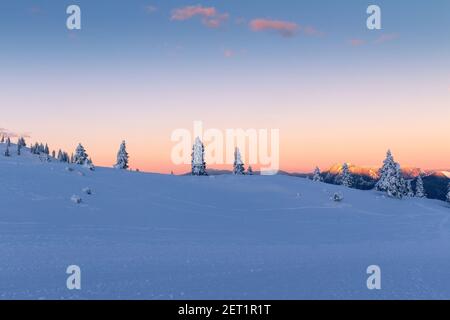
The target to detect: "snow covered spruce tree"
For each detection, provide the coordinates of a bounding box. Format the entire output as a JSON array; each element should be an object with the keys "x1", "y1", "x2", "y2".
[
  {"x1": 415, "y1": 175, "x2": 426, "y2": 198},
  {"x1": 18, "y1": 137, "x2": 26, "y2": 148},
  {"x1": 6, "y1": 137, "x2": 11, "y2": 147},
  {"x1": 4, "y1": 145, "x2": 10, "y2": 157},
  {"x1": 340, "y1": 163, "x2": 352, "y2": 187},
  {"x1": 57, "y1": 150, "x2": 63, "y2": 161},
  {"x1": 446, "y1": 183, "x2": 450, "y2": 204},
  {"x1": 114, "y1": 140, "x2": 129, "y2": 170},
  {"x1": 375, "y1": 150, "x2": 407, "y2": 198},
  {"x1": 406, "y1": 180, "x2": 415, "y2": 197},
  {"x1": 0, "y1": 135, "x2": 4, "y2": 143},
  {"x1": 233, "y1": 147, "x2": 245, "y2": 175},
  {"x1": 312, "y1": 166, "x2": 323, "y2": 182},
  {"x1": 247, "y1": 166, "x2": 254, "y2": 175},
  {"x1": 191, "y1": 137, "x2": 207, "y2": 176},
  {"x1": 73, "y1": 143, "x2": 89, "y2": 165},
  {"x1": 17, "y1": 143, "x2": 22, "y2": 155}
]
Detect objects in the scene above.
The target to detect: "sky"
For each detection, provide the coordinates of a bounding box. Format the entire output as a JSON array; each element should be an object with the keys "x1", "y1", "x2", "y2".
[{"x1": 0, "y1": 0, "x2": 449, "y2": 173}]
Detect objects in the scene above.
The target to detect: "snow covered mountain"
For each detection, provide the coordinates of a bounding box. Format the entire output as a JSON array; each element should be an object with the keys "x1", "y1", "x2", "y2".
[{"x1": 1, "y1": 143, "x2": 450, "y2": 299}]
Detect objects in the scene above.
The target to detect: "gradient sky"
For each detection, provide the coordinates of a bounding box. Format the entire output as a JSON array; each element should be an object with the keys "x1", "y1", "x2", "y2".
[{"x1": 1, "y1": 0, "x2": 449, "y2": 173}]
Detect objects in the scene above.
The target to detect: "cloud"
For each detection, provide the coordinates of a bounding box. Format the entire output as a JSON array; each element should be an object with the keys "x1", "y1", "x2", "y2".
[
  {"x1": 144, "y1": 5, "x2": 157, "y2": 14},
  {"x1": 171, "y1": 5, "x2": 228, "y2": 28},
  {"x1": 249, "y1": 19, "x2": 298, "y2": 37},
  {"x1": 223, "y1": 49, "x2": 235, "y2": 58},
  {"x1": 374, "y1": 33, "x2": 399, "y2": 44},
  {"x1": 249, "y1": 19, "x2": 323, "y2": 37},
  {"x1": 349, "y1": 39, "x2": 365, "y2": 46}
]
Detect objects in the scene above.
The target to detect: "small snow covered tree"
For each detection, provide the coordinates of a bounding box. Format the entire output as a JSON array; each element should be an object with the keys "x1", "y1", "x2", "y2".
[
  {"x1": 446, "y1": 183, "x2": 450, "y2": 204},
  {"x1": 114, "y1": 140, "x2": 129, "y2": 169},
  {"x1": 18, "y1": 137, "x2": 26, "y2": 148},
  {"x1": 57, "y1": 150, "x2": 63, "y2": 161},
  {"x1": 406, "y1": 180, "x2": 414, "y2": 197},
  {"x1": 0, "y1": 135, "x2": 4, "y2": 143},
  {"x1": 233, "y1": 147, "x2": 245, "y2": 175},
  {"x1": 17, "y1": 143, "x2": 21, "y2": 155},
  {"x1": 4, "y1": 145, "x2": 10, "y2": 157},
  {"x1": 375, "y1": 150, "x2": 407, "y2": 199},
  {"x1": 191, "y1": 137, "x2": 207, "y2": 176},
  {"x1": 247, "y1": 165, "x2": 254, "y2": 175},
  {"x1": 312, "y1": 166, "x2": 323, "y2": 182},
  {"x1": 340, "y1": 163, "x2": 352, "y2": 187},
  {"x1": 84, "y1": 158, "x2": 95, "y2": 171},
  {"x1": 415, "y1": 175, "x2": 426, "y2": 198},
  {"x1": 6, "y1": 137, "x2": 11, "y2": 147},
  {"x1": 73, "y1": 144, "x2": 88, "y2": 165}
]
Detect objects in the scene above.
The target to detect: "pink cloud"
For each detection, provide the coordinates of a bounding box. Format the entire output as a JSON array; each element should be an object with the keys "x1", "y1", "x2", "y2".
[
  {"x1": 303, "y1": 26, "x2": 324, "y2": 36},
  {"x1": 349, "y1": 39, "x2": 365, "y2": 46},
  {"x1": 249, "y1": 19, "x2": 323, "y2": 38},
  {"x1": 223, "y1": 49, "x2": 235, "y2": 58},
  {"x1": 374, "y1": 33, "x2": 399, "y2": 44},
  {"x1": 249, "y1": 19, "x2": 299, "y2": 37},
  {"x1": 171, "y1": 5, "x2": 228, "y2": 28}
]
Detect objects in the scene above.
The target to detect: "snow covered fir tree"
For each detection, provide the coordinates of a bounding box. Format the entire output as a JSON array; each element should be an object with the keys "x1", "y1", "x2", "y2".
[
  {"x1": 247, "y1": 166, "x2": 254, "y2": 175},
  {"x1": 340, "y1": 163, "x2": 352, "y2": 187},
  {"x1": 73, "y1": 143, "x2": 89, "y2": 165},
  {"x1": 375, "y1": 150, "x2": 407, "y2": 199},
  {"x1": 415, "y1": 175, "x2": 426, "y2": 198},
  {"x1": 312, "y1": 166, "x2": 323, "y2": 182},
  {"x1": 72, "y1": 143, "x2": 95, "y2": 170},
  {"x1": 406, "y1": 180, "x2": 415, "y2": 197},
  {"x1": 233, "y1": 147, "x2": 245, "y2": 175},
  {"x1": 447, "y1": 183, "x2": 450, "y2": 204},
  {"x1": 114, "y1": 140, "x2": 129, "y2": 170},
  {"x1": 191, "y1": 137, "x2": 207, "y2": 176}
]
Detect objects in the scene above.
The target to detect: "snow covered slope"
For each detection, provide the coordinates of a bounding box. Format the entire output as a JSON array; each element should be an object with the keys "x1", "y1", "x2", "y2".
[{"x1": 1, "y1": 143, "x2": 450, "y2": 299}]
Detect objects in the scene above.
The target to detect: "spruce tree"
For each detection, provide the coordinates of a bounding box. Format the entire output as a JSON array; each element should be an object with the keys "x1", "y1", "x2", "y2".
[
  {"x1": 341, "y1": 163, "x2": 352, "y2": 187},
  {"x1": 191, "y1": 137, "x2": 207, "y2": 176},
  {"x1": 4, "y1": 145, "x2": 10, "y2": 157},
  {"x1": 73, "y1": 144, "x2": 88, "y2": 165},
  {"x1": 6, "y1": 137, "x2": 11, "y2": 147},
  {"x1": 406, "y1": 180, "x2": 414, "y2": 197},
  {"x1": 446, "y1": 183, "x2": 450, "y2": 204},
  {"x1": 114, "y1": 140, "x2": 129, "y2": 169},
  {"x1": 312, "y1": 166, "x2": 323, "y2": 182},
  {"x1": 247, "y1": 166, "x2": 254, "y2": 175},
  {"x1": 17, "y1": 143, "x2": 21, "y2": 155},
  {"x1": 0, "y1": 135, "x2": 4, "y2": 143},
  {"x1": 375, "y1": 150, "x2": 407, "y2": 198},
  {"x1": 18, "y1": 137, "x2": 26, "y2": 148},
  {"x1": 233, "y1": 147, "x2": 245, "y2": 175},
  {"x1": 415, "y1": 175, "x2": 426, "y2": 198}
]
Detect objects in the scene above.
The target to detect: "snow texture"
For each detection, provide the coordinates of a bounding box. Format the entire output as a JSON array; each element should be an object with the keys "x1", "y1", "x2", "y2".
[{"x1": 0, "y1": 143, "x2": 450, "y2": 299}]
